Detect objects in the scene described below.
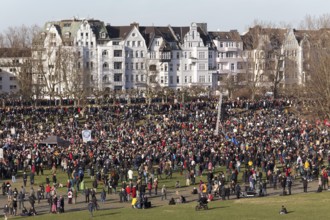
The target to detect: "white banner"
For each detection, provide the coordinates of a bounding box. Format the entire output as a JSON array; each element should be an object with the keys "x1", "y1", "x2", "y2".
[
  {"x1": 10, "y1": 127, "x2": 16, "y2": 135},
  {"x1": 82, "y1": 130, "x2": 92, "y2": 143},
  {"x1": 0, "y1": 148, "x2": 3, "y2": 159}
]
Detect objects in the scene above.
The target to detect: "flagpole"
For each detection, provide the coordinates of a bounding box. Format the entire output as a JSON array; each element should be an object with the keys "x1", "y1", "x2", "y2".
[{"x1": 214, "y1": 92, "x2": 223, "y2": 136}]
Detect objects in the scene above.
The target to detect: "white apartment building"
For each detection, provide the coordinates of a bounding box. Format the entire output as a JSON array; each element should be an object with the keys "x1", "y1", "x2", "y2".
[
  {"x1": 209, "y1": 30, "x2": 244, "y2": 83},
  {"x1": 33, "y1": 19, "x2": 221, "y2": 98},
  {"x1": 0, "y1": 48, "x2": 31, "y2": 95}
]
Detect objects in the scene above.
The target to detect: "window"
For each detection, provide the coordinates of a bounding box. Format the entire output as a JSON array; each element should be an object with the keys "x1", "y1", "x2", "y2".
[
  {"x1": 114, "y1": 74, "x2": 122, "y2": 82},
  {"x1": 177, "y1": 64, "x2": 180, "y2": 71},
  {"x1": 125, "y1": 63, "x2": 128, "y2": 69},
  {"x1": 141, "y1": 75, "x2": 144, "y2": 82},
  {"x1": 140, "y1": 63, "x2": 144, "y2": 69},
  {"x1": 198, "y1": 52, "x2": 205, "y2": 59},
  {"x1": 86, "y1": 62, "x2": 89, "y2": 68},
  {"x1": 0, "y1": 85, "x2": 2, "y2": 90},
  {"x1": 164, "y1": 64, "x2": 168, "y2": 71},
  {"x1": 77, "y1": 62, "x2": 81, "y2": 69},
  {"x1": 189, "y1": 76, "x2": 192, "y2": 83},
  {"x1": 114, "y1": 50, "x2": 122, "y2": 57},
  {"x1": 165, "y1": 76, "x2": 168, "y2": 83},
  {"x1": 90, "y1": 62, "x2": 94, "y2": 69},
  {"x1": 10, "y1": 76, "x2": 17, "y2": 81},
  {"x1": 198, "y1": 63, "x2": 206, "y2": 70},
  {"x1": 85, "y1": 33, "x2": 88, "y2": 38},
  {"x1": 114, "y1": 62, "x2": 122, "y2": 69},
  {"x1": 136, "y1": 75, "x2": 139, "y2": 82},
  {"x1": 198, "y1": 76, "x2": 205, "y2": 83},
  {"x1": 113, "y1": 41, "x2": 119, "y2": 45},
  {"x1": 231, "y1": 63, "x2": 235, "y2": 71},
  {"x1": 170, "y1": 64, "x2": 173, "y2": 71},
  {"x1": 135, "y1": 51, "x2": 139, "y2": 58},
  {"x1": 136, "y1": 63, "x2": 139, "y2": 70},
  {"x1": 138, "y1": 41, "x2": 141, "y2": 47},
  {"x1": 102, "y1": 50, "x2": 108, "y2": 56},
  {"x1": 220, "y1": 42, "x2": 223, "y2": 47},
  {"x1": 177, "y1": 76, "x2": 180, "y2": 83},
  {"x1": 127, "y1": 41, "x2": 130, "y2": 46},
  {"x1": 125, "y1": 75, "x2": 129, "y2": 82},
  {"x1": 130, "y1": 51, "x2": 133, "y2": 58},
  {"x1": 209, "y1": 52, "x2": 212, "y2": 58},
  {"x1": 0, "y1": 76, "x2": 2, "y2": 80},
  {"x1": 10, "y1": 85, "x2": 17, "y2": 89},
  {"x1": 185, "y1": 64, "x2": 187, "y2": 70},
  {"x1": 81, "y1": 33, "x2": 83, "y2": 37},
  {"x1": 132, "y1": 41, "x2": 136, "y2": 47},
  {"x1": 140, "y1": 51, "x2": 144, "y2": 58},
  {"x1": 130, "y1": 63, "x2": 133, "y2": 70},
  {"x1": 103, "y1": 62, "x2": 109, "y2": 69},
  {"x1": 184, "y1": 76, "x2": 187, "y2": 83},
  {"x1": 149, "y1": 65, "x2": 156, "y2": 71},
  {"x1": 169, "y1": 76, "x2": 173, "y2": 84}
]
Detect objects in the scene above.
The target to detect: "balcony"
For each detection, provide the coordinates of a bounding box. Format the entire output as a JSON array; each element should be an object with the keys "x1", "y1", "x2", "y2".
[
  {"x1": 188, "y1": 57, "x2": 197, "y2": 64},
  {"x1": 113, "y1": 68, "x2": 123, "y2": 74},
  {"x1": 113, "y1": 81, "x2": 124, "y2": 86}
]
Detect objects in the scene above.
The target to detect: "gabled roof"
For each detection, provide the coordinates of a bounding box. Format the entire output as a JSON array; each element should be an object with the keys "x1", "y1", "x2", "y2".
[
  {"x1": 242, "y1": 26, "x2": 287, "y2": 50},
  {"x1": 42, "y1": 19, "x2": 107, "y2": 41},
  {"x1": 107, "y1": 24, "x2": 183, "y2": 50},
  {"x1": 209, "y1": 30, "x2": 242, "y2": 42}
]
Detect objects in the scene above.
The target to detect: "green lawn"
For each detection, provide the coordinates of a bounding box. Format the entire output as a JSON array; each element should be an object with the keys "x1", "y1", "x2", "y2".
[
  {"x1": 10, "y1": 167, "x2": 330, "y2": 220},
  {"x1": 12, "y1": 191, "x2": 330, "y2": 220}
]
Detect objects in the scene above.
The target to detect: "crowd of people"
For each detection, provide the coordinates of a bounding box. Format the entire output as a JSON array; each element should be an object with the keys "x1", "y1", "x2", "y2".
[{"x1": 0, "y1": 97, "x2": 329, "y2": 216}]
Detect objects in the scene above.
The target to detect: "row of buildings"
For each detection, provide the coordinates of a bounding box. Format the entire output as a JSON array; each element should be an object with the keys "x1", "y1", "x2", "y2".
[{"x1": 0, "y1": 18, "x2": 328, "y2": 99}]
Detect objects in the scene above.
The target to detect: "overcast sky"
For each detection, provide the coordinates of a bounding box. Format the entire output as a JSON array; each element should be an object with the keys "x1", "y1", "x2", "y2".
[{"x1": 1, "y1": 0, "x2": 329, "y2": 33}]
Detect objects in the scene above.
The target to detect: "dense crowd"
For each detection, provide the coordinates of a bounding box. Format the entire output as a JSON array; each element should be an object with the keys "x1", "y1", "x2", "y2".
[{"x1": 0, "y1": 98, "x2": 329, "y2": 216}]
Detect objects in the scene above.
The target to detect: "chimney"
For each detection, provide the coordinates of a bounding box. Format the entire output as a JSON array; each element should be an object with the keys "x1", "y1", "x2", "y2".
[{"x1": 130, "y1": 22, "x2": 139, "y2": 28}]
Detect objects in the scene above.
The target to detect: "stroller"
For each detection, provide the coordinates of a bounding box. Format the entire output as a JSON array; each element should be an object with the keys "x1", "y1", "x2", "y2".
[{"x1": 195, "y1": 196, "x2": 208, "y2": 211}]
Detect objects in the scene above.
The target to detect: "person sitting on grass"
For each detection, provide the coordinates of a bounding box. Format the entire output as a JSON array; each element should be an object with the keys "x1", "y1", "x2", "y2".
[{"x1": 279, "y1": 205, "x2": 288, "y2": 214}]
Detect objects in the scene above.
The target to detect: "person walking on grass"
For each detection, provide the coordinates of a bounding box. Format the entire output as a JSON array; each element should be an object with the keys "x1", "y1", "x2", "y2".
[
  {"x1": 161, "y1": 185, "x2": 167, "y2": 200},
  {"x1": 88, "y1": 201, "x2": 94, "y2": 217}
]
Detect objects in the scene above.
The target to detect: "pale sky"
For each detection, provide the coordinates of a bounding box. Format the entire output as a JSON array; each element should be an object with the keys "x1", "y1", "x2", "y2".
[{"x1": 1, "y1": 0, "x2": 329, "y2": 33}]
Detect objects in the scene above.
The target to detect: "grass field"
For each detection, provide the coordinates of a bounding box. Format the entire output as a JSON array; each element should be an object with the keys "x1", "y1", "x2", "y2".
[
  {"x1": 7, "y1": 166, "x2": 330, "y2": 220},
  {"x1": 12, "y1": 190, "x2": 330, "y2": 220}
]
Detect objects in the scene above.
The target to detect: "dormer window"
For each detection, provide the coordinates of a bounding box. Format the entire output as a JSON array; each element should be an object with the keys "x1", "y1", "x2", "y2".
[
  {"x1": 65, "y1": 32, "x2": 71, "y2": 38},
  {"x1": 101, "y1": 32, "x2": 106, "y2": 39}
]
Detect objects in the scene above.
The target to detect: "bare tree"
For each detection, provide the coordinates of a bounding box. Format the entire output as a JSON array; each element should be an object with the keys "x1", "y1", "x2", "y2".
[
  {"x1": 299, "y1": 14, "x2": 330, "y2": 30},
  {"x1": 2, "y1": 25, "x2": 40, "y2": 48},
  {"x1": 305, "y1": 48, "x2": 330, "y2": 119}
]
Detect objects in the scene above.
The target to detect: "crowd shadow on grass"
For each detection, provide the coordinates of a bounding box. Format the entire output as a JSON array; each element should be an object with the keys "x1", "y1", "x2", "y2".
[
  {"x1": 95, "y1": 212, "x2": 119, "y2": 217},
  {"x1": 208, "y1": 206, "x2": 229, "y2": 210}
]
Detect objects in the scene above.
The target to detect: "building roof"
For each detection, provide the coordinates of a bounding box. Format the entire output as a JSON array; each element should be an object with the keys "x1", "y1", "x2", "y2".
[
  {"x1": 242, "y1": 26, "x2": 287, "y2": 50},
  {"x1": 209, "y1": 30, "x2": 242, "y2": 42},
  {"x1": 0, "y1": 48, "x2": 31, "y2": 58}
]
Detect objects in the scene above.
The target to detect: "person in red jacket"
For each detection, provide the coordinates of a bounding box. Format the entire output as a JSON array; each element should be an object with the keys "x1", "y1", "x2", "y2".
[
  {"x1": 126, "y1": 185, "x2": 131, "y2": 201},
  {"x1": 131, "y1": 185, "x2": 137, "y2": 198},
  {"x1": 45, "y1": 184, "x2": 51, "y2": 199}
]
